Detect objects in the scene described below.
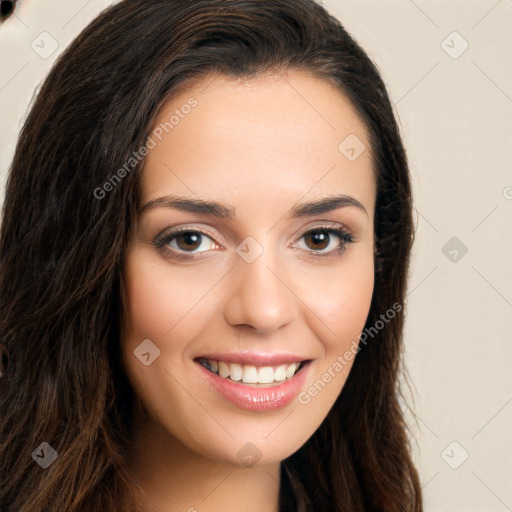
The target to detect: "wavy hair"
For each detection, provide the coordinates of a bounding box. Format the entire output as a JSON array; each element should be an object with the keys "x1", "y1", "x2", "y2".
[{"x1": 0, "y1": 1, "x2": 421, "y2": 510}]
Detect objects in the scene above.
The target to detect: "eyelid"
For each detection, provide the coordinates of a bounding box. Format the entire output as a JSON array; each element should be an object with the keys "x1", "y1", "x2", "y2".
[
  {"x1": 295, "y1": 221, "x2": 355, "y2": 241},
  {"x1": 153, "y1": 225, "x2": 222, "y2": 248}
]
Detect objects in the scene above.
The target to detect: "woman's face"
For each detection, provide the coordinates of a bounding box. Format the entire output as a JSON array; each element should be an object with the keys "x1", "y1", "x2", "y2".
[{"x1": 121, "y1": 71, "x2": 376, "y2": 467}]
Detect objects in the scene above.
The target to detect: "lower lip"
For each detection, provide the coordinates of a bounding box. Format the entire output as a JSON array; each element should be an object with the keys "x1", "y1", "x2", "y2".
[{"x1": 196, "y1": 361, "x2": 311, "y2": 412}]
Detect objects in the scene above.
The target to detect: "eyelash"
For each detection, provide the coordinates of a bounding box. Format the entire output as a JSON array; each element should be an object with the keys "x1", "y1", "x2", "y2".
[{"x1": 152, "y1": 224, "x2": 355, "y2": 261}]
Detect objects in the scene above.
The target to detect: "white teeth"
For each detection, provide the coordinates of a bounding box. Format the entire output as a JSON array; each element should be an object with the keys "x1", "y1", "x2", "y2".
[
  {"x1": 274, "y1": 365, "x2": 287, "y2": 382},
  {"x1": 218, "y1": 361, "x2": 230, "y2": 378},
  {"x1": 229, "y1": 363, "x2": 242, "y2": 382},
  {"x1": 199, "y1": 358, "x2": 303, "y2": 384},
  {"x1": 257, "y1": 366, "x2": 275, "y2": 384},
  {"x1": 286, "y1": 363, "x2": 298, "y2": 380},
  {"x1": 242, "y1": 365, "x2": 258, "y2": 384}
]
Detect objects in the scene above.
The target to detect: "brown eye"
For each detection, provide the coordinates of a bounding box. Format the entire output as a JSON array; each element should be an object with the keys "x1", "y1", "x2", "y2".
[
  {"x1": 304, "y1": 230, "x2": 330, "y2": 251},
  {"x1": 175, "y1": 232, "x2": 202, "y2": 251},
  {"x1": 153, "y1": 228, "x2": 219, "y2": 259},
  {"x1": 296, "y1": 227, "x2": 354, "y2": 256}
]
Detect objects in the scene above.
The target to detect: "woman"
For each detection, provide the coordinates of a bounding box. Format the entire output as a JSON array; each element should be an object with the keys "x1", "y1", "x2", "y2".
[{"x1": 0, "y1": 0, "x2": 422, "y2": 510}]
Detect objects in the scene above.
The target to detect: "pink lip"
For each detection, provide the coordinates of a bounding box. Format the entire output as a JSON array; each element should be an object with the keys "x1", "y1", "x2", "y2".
[
  {"x1": 195, "y1": 352, "x2": 308, "y2": 366},
  {"x1": 195, "y1": 360, "x2": 312, "y2": 412}
]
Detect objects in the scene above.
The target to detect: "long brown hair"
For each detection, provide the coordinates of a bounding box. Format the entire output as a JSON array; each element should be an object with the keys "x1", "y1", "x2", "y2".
[{"x1": 0, "y1": 1, "x2": 421, "y2": 510}]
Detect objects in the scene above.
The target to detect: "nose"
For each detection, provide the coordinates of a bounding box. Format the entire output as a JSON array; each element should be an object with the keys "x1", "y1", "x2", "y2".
[{"x1": 223, "y1": 246, "x2": 296, "y2": 334}]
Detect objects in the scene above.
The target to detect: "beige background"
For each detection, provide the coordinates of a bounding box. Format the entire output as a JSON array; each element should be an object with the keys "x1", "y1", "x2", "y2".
[{"x1": 1, "y1": 1, "x2": 511, "y2": 510}]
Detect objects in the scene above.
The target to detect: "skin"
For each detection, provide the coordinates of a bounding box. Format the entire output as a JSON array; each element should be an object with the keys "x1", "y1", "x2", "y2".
[{"x1": 121, "y1": 70, "x2": 376, "y2": 512}]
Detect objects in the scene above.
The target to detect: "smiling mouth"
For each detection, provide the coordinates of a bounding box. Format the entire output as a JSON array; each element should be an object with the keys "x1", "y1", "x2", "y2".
[{"x1": 194, "y1": 357, "x2": 309, "y2": 386}]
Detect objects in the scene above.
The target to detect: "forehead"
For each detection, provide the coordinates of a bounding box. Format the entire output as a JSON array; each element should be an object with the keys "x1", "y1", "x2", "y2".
[{"x1": 140, "y1": 71, "x2": 376, "y2": 218}]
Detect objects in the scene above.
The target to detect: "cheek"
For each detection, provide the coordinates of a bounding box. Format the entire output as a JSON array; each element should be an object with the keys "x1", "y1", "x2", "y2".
[
  {"x1": 119, "y1": 249, "x2": 191, "y2": 393},
  {"x1": 120, "y1": 247, "x2": 226, "y2": 403},
  {"x1": 121, "y1": 248, "x2": 221, "y2": 347},
  {"x1": 120, "y1": 249, "x2": 215, "y2": 435},
  {"x1": 296, "y1": 250, "x2": 375, "y2": 349},
  {"x1": 122, "y1": 274, "x2": 163, "y2": 344},
  {"x1": 293, "y1": 260, "x2": 373, "y2": 419}
]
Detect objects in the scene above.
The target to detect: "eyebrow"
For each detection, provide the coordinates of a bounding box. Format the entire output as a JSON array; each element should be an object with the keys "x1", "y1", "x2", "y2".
[
  {"x1": 139, "y1": 193, "x2": 368, "y2": 218},
  {"x1": 289, "y1": 194, "x2": 368, "y2": 218}
]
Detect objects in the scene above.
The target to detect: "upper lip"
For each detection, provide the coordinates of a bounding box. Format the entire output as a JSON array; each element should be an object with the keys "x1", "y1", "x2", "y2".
[{"x1": 195, "y1": 352, "x2": 311, "y2": 366}]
